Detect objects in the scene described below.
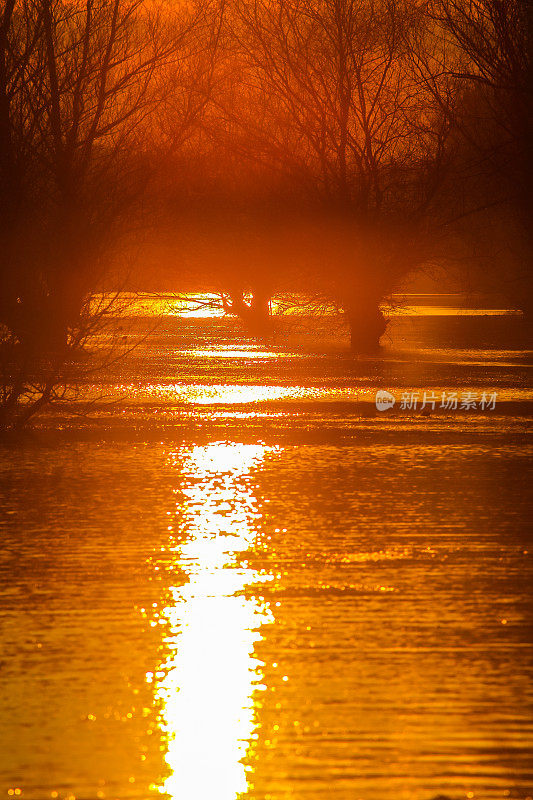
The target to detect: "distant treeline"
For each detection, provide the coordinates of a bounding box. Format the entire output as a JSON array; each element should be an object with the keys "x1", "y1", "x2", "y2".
[{"x1": 0, "y1": 0, "x2": 530, "y2": 429}]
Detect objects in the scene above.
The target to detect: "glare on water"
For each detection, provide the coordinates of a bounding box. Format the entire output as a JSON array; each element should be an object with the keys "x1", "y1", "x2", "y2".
[
  {"x1": 155, "y1": 444, "x2": 275, "y2": 800},
  {"x1": 0, "y1": 294, "x2": 532, "y2": 800}
]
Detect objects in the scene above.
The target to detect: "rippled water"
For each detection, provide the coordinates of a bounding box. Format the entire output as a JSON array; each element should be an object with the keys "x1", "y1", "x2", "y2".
[{"x1": 1, "y1": 298, "x2": 532, "y2": 800}]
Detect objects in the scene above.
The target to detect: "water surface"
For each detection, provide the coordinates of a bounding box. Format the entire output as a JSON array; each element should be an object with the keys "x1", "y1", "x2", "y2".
[{"x1": 1, "y1": 297, "x2": 532, "y2": 800}]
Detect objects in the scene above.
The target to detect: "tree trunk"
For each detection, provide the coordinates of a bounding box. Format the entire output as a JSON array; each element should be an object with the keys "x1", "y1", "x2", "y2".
[
  {"x1": 223, "y1": 288, "x2": 272, "y2": 338},
  {"x1": 248, "y1": 289, "x2": 272, "y2": 337},
  {"x1": 345, "y1": 298, "x2": 388, "y2": 353}
]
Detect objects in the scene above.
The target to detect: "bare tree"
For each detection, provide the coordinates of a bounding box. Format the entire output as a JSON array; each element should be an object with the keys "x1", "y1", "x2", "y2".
[
  {"x1": 202, "y1": 0, "x2": 452, "y2": 349},
  {"x1": 414, "y1": 0, "x2": 531, "y2": 312},
  {"x1": 0, "y1": 0, "x2": 205, "y2": 431}
]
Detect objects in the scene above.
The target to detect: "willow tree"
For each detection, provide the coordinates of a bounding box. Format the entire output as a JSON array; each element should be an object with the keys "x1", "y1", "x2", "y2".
[
  {"x1": 420, "y1": 0, "x2": 532, "y2": 315},
  {"x1": 211, "y1": 0, "x2": 452, "y2": 349},
  {"x1": 0, "y1": 0, "x2": 205, "y2": 430}
]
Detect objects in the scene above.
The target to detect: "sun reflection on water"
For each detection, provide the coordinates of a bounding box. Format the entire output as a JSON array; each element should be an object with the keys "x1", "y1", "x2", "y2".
[{"x1": 155, "y1": 443, "x2": 275, "y2": 800}]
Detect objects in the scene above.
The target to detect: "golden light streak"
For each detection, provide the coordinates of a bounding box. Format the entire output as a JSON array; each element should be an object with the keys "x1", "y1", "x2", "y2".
[
  {"x1": 155, "y1": 443, "x2": 276, "y2": 800},
  {"x1": 90, "y1": 292, "x2": 523, "y2": 319}
]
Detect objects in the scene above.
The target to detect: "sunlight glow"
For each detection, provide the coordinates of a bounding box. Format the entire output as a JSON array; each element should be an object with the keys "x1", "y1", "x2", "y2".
[
  {"x1": 155, "y1": 443, "x2": 276, "y2": 800},
  {"x1": 387, "y1": 305, "x2": 522, "y2": 316},
  {"x1": 180, "y1": 347, "x2": 293, "y2": 360},
  {"x1": 91, "y1": 293, "x2": 227, "y2": 318},
  {"x1": 91, "y1": 292, "x2": 523, "y2": 320},
  {"x1": 146, "y1": 384, "x2": 299, "y2": 405}
]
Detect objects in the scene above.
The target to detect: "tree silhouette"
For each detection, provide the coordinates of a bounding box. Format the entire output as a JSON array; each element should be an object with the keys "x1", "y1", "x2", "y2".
[{"x1": 0, "y1": 0, "x2": 206, "y2": 429}]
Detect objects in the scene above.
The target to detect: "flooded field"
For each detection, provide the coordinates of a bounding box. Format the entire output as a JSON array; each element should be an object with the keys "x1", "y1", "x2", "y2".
[{"x1": 1, "y1": 297, "x2": 532, "y2": 800}]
